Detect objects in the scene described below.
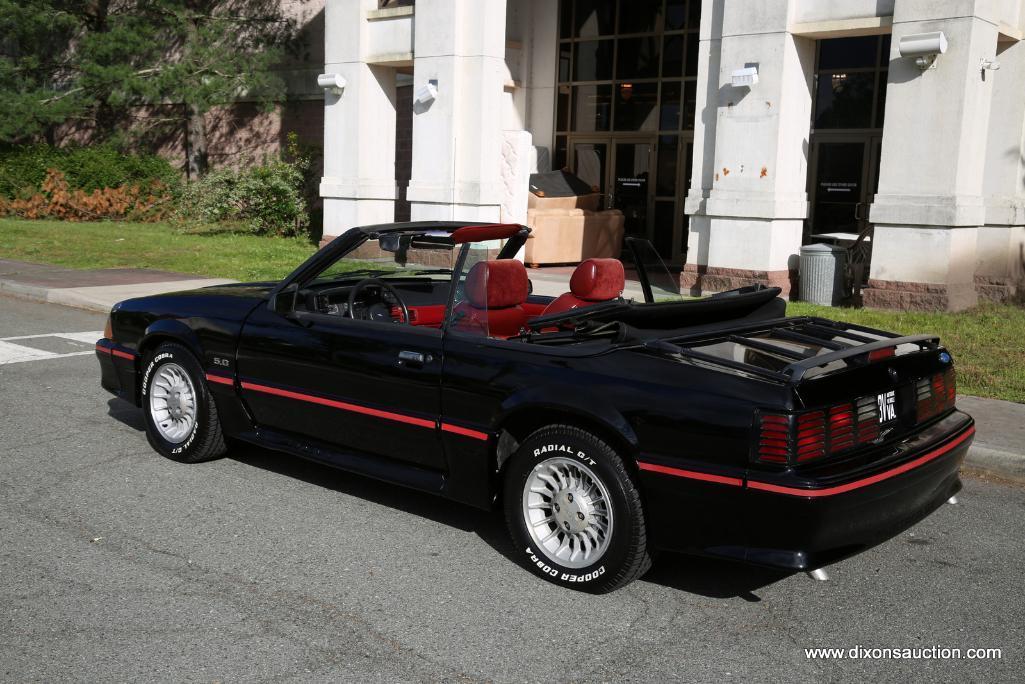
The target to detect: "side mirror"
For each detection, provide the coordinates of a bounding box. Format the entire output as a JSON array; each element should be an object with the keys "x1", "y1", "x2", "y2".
[{"x1": 270, "y1": 285, "x2": 298, "y2": 315}]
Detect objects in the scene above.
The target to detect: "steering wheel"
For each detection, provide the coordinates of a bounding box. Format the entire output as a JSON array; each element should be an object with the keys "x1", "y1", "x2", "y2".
[{"x1": 346, "y1": 278, "x2": 410, "y2": 324}]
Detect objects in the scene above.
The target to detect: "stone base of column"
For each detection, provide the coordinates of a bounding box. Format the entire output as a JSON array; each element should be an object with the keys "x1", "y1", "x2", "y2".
[
  {"x1": 861, "y1": 279, "x2": 978, "y2": 311},
  {"x1": 974, "y1": 275, "x2": 1020, "y2": 303},
  {"x1": 681, "y1": 264, "x2": 797, "y2": 297}
]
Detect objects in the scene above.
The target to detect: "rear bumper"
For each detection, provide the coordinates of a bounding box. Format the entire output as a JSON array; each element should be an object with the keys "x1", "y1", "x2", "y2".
[
  {"x1": 741, "y1": 412, "x2": 973, "y2": 570},
  {"x1": 641, "y1": 411, "x2": 974, "y2": 570}
]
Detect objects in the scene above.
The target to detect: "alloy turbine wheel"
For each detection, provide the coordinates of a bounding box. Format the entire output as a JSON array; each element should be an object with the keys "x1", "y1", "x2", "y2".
[
  {"x1": 149, "y1": 362, "x2": 197, "y2": 444},
  {"x1": 522, "y1": 456, "x2": 613, "y2": 569}
]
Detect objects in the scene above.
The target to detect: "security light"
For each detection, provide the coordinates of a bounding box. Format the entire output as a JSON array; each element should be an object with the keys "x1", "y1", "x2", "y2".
[
  {"x1": 898, "y1": 31, "x2": 947, "y2": 70},
  {"x1": 317, "y1": 73, "x2": 347, "y2": 95}
]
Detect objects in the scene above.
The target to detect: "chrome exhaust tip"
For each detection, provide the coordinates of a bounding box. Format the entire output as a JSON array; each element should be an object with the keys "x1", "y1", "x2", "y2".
[
  {"x1": 947, "y1": 495, "x2": 959, "y2": 505},
  {"x1": 807, "y1": 568, "x2": 830, "y2": 581}
]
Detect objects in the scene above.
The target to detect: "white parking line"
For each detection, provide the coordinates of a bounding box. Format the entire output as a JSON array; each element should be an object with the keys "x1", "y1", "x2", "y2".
[{"x1": 0, "y1": 330, "x2": 103, "y2": 366}]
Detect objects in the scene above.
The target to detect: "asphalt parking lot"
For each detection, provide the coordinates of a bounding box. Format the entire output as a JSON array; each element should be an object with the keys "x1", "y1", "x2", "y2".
[{"x1": 1, "y1": 294, "x2": 1022, "y2": 682}]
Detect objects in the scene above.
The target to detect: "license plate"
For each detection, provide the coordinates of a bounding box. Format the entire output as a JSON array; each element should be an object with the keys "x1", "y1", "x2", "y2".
[{"x1": 877, "y1": 390, "x2": 897, "y2": 423}]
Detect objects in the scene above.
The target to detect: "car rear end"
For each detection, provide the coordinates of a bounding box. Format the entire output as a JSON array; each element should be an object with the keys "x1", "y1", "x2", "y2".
[{"x1": 672, "y1": 316, "x2": 974, "y2": 570}]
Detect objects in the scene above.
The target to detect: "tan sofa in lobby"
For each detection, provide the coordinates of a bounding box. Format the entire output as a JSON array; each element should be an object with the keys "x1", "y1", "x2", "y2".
[{"x1": 524, "y1": 192, "x2": 626, "y2": 267}]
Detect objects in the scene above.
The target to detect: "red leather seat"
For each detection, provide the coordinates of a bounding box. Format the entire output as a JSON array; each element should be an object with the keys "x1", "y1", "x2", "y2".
[
  {"x1": 541, "y1": 258, "x2": 625, "y2": 316},
  {"x1": 452, "y1": 259, "x2": 529, "y2": 338}
]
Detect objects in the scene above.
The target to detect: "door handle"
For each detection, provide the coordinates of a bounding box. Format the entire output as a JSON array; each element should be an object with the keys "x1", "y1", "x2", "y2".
[{"x1": 397, "y1": 350, "x2": 432, "y2": 368}]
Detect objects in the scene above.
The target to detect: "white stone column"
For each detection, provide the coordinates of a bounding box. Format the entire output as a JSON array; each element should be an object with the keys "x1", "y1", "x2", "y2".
[
  {"x1": 865, "y1": 4, "x2": 999, "y2": 310},
  {"x1": 978, "y1": 38, "x2": 1025, "y2": 301},
  {"x1": 524, "y1": 0, "x2": 558, "y2": 169},
  {"x1": 320, "y1": 0, "x2": 397, "y2": 243},
  {"x1": 683, "y1": 0, "x2": 814, "y2": 296},
  {"x1": 406, "y1": 0, "x2": 508, "y2": 222}
]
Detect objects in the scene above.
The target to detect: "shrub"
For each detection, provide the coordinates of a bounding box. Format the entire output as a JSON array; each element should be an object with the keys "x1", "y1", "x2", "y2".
[
  {"x1": 0, "y1": 144, "x2": 180, "y2": 198},
  {"x1": 1, "y1": 169, "x2": 172, "y2": 222},
  {"x1": 175, "y1": 135, "x2": 310, "y2": 237}
]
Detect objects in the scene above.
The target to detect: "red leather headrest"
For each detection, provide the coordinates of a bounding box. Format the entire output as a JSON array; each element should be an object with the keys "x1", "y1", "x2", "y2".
[
  {"x1": 570, "y1": 258, "x2": 625, "y2": 301},
  {"x1": 464, "y1": 260, "x2": 529, "y2": 309}
]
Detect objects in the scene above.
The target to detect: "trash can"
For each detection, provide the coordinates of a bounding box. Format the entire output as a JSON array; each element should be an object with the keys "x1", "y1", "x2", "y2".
[{"x1": 799, "y1": 242, "x2": 848, "y2": 306}]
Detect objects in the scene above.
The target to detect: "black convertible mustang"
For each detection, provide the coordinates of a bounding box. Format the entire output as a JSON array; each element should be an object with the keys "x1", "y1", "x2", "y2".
[{"x1": 96, "y1": 222, "x2": 975, "y2": 592}]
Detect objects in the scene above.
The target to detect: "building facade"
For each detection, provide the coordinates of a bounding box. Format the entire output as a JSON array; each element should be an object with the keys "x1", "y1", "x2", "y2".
[{"x1": 319, "y1": 0, "x2": 1025, "y2": 310}]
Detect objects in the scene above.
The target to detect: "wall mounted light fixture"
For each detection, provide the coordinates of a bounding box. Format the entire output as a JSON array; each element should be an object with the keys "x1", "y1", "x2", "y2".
[
  {"x1": 899, "y1": 31, "x2": 948, "y2": 70},
  {"x1": 317, "y1": 73, "x2": 347, "y2": 95},
  {"x1": 731, "y1": 66, "x2": 758, "y2": 87}
]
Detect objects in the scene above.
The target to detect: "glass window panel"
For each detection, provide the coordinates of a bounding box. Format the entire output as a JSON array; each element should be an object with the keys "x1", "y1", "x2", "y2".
[
  {"x1": 660, "y1": 81, "x2": 681, "y2": 130},
  {"x1": 554, "y1": 136, "x2": 568, "y2": 171},
  {"x1": 682, "y1": 142, "x2": 693, "y2": 255},
  {"x1": 656, "y1": 135, "x2": 678, "y2": 196},
  {"x1": 813, "y1": 71, "x2": 874, "y2": 129},
  {"x1": 654, "y1": 201, "x2": 676, "y2": 259},
  {"x1": 618, "y1": 0, "x2": 662, "y2": 34},
  {"x1": 559, "y1": 43, "x2": 571, "y2": 83},
  {"x1": 614, "y1": 143, "x2": 652, "y2": 237},
  {"x1": 613, "y1": 82, "x2": 658, "y2": 131},
  {"x1": 818, "y1": 36, "x2": 879, "y2": 70},
  {"x1": 575, "y1": 142, "x2": 608, "y2": 193},
  {"x1": 559, "y1": 0, "x2": 573, "y2": 39},
  {"x1": 574, "y1": 0, "x2": 615, "y2": 37},
  {"x1": 574, "y1": 40, "x2": 614, "y2": 81},
  {"x1": 557, "y1": 85, "x2": 570, "y2": 131},
  {"x1": 688, "y1": 0, "x2": 700, "y2": 28},
  {"x1": 684, "y1": 32, "x2": 699, "y2": 77},
  {"x1": 880, "y1": 35, "x2": 891, "y2": 67},
  {"x1": 616, "y1": 36, "x2": 661, "y2": 80},
  {"x1": 572, "y1": 84, "x2": 613, "y2": 131},
  {"x1": 666, "y1": 0, "x2": 686, "y2": 30},
  {"x1": 662, "y1": 35, "x2": 684, "y2": 78},
  {"x1": 683, "y1": 79, "x2": 697, "y2": 130},
  {"x1": 875, "y1": 71, "x2": 887, "y2": 129}
]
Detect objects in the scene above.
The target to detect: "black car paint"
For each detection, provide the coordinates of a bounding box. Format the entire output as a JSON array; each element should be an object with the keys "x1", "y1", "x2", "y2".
[{"x1": 97, "y1": 222, "x2": 974, "y2": 571}]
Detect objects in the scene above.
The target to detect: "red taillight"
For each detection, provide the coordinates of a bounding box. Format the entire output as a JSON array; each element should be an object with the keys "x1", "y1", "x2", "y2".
[
  {"x1": 828, "y1": 404, "x2": 855, "y2": 452},
  {"x1": 868, "y1": 346, "x2": 895, "y2": 362},
  {"x1": 795, "y1": 411, "x2": 826, "y2": 462},
  {"x1": 757, "y1": 414, "x2": 790, "y2": 463},
  {"x1": 917, "y1": 368, "x2": 956, "y2": 422}
]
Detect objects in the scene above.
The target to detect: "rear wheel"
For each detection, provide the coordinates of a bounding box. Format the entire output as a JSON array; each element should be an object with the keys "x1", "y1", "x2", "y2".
[
  {"x1": 503, "y1": 425, "x2": 652, "y2": 592},
  {"x1": 140, "y1": 342, "x2": 227, "y2": 463}
]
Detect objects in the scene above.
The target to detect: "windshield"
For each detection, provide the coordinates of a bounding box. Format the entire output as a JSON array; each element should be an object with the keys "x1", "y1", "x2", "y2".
[
  {"x1": 625, "y1": 237, "x2": 684, "y2": 303},
  {"x1": 312, "y1": 233, "x2": 455, "y2": 285}
]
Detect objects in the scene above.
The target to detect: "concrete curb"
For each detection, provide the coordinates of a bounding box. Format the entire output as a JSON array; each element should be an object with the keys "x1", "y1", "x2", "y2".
[
  {"x1": 1, "y1": 276, "x2": 234, "y2": 314},
  {"x1": 965, "y1": 445, "x2": 1025, "y2": 484}
]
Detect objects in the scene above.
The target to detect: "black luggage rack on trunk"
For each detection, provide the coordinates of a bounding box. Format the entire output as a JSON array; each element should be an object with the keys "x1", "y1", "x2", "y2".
[{"x1": 658, "y1": 317, "x2": 940, "y2": 384}]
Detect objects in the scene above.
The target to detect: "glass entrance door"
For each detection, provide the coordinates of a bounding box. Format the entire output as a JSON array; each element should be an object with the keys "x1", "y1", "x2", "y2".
[
  {"x1": 808, "y1": 135, "x2": 882, "y2": 239},
  {"x1": 611, "y1": 141, "x2": 653, "y2": 239}
]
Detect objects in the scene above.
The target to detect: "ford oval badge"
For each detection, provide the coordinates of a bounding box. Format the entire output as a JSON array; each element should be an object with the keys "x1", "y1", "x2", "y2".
[{"x1": 939, "y1": 351, "x2": 951, "y2": 364}]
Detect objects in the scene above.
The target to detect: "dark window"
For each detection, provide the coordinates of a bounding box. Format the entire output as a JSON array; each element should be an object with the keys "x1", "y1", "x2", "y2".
[
  {"x1": 572, "y1": 84, "x2": 613, "y2": 131},
  {"x1": 616, "y1": 36, "x2": 661, "y2": 80},
  {"x1": 818, "y1": 36, "x2": 878, "y2": 69},
  {"x1": 662, "y1": 35, "x2": 684, "y2": 78},
  {"x1": 654, "y1": 201, "x2": 676, "y2": 257},
  {"x1": 656, "y1": 135, "x2": 678, "y2": 195},
  {"x1": 554, "y1": 136, "x2": 569, "y2": 171},
  {"x1": 559, "y1": 43, "x2": 572, "y2": 82},
  {"x1": 660, "y1": 81, "x2": 681, "y2": 130},
  {"x1": 618, "y1": 0, "x2": 662, "y2": 34},
  {"x1": 682, "y1": 79, "x2": 697, "y2": 130},
  {"x1": 574, "y1": 40, "x2": 614, "y2": 81},
  {"x1": 684, "y1": 33, "x2": 699, "y2": 77},
  {"x1": 875, "y1": 72, "x2": 887, "y2": 128},
  {"x1": 814, "y1": 72, "x2": 874, "y2": 129},
  {"x1": 614, "y1": 82, "x2": 658, "y2": 131},
  {"x1": 557, "y1": 86, "x2": 570, "y2": 131},
  {"x1": 666, "y1": 0, "x2": 687, "y2": 30},
  {"x1": 559, "y1": 0, "x2": 573, "y2": 40},
  {"x1": 574, "y1": 0, "x2": 616, "y2": 37}
]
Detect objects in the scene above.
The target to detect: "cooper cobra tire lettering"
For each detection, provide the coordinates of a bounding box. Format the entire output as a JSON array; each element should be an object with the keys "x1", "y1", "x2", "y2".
[
  {"x1": 141, "y1": 343, "x2": 227, "y2": 464},
  {"x1": 506, "y1": 425, "x2": 652, "y2": 593}
]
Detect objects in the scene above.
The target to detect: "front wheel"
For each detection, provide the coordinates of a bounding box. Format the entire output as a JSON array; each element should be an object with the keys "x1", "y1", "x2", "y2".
[
  {"x1": 503, "y1": 425, "x2": 652, "y2": 593},
  {"x1": 140, "y1": 342, "x2": 227, "y2": 463}
]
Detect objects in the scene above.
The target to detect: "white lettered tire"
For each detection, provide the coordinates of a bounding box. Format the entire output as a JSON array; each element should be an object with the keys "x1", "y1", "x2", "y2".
[
  {"x1": 140, "y1": 342, "x2": 227, "y2": 463},
  {"x1": 503, "y1": 425, "x2": 651, "y2": 593}
]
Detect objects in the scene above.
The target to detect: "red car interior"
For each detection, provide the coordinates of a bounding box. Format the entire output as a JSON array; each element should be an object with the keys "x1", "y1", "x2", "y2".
[
  {"x1": 541, "y1": 258, "x2": 626, "y2": 316},
  {"x1": 452, "y1": 259, "x2": 530, "y2": 338}
]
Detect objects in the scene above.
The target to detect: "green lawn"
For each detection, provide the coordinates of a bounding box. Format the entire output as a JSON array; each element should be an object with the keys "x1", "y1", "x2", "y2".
[
  {"x1": 0, "y1": 218, "x2": 317, "y2": 282},
  {"x1": 1, "y1": 217, "x2": 1022, "y2": 402},
  {"x1": 787, "y1": 301, "x2": 1025, "y2": 404}
]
